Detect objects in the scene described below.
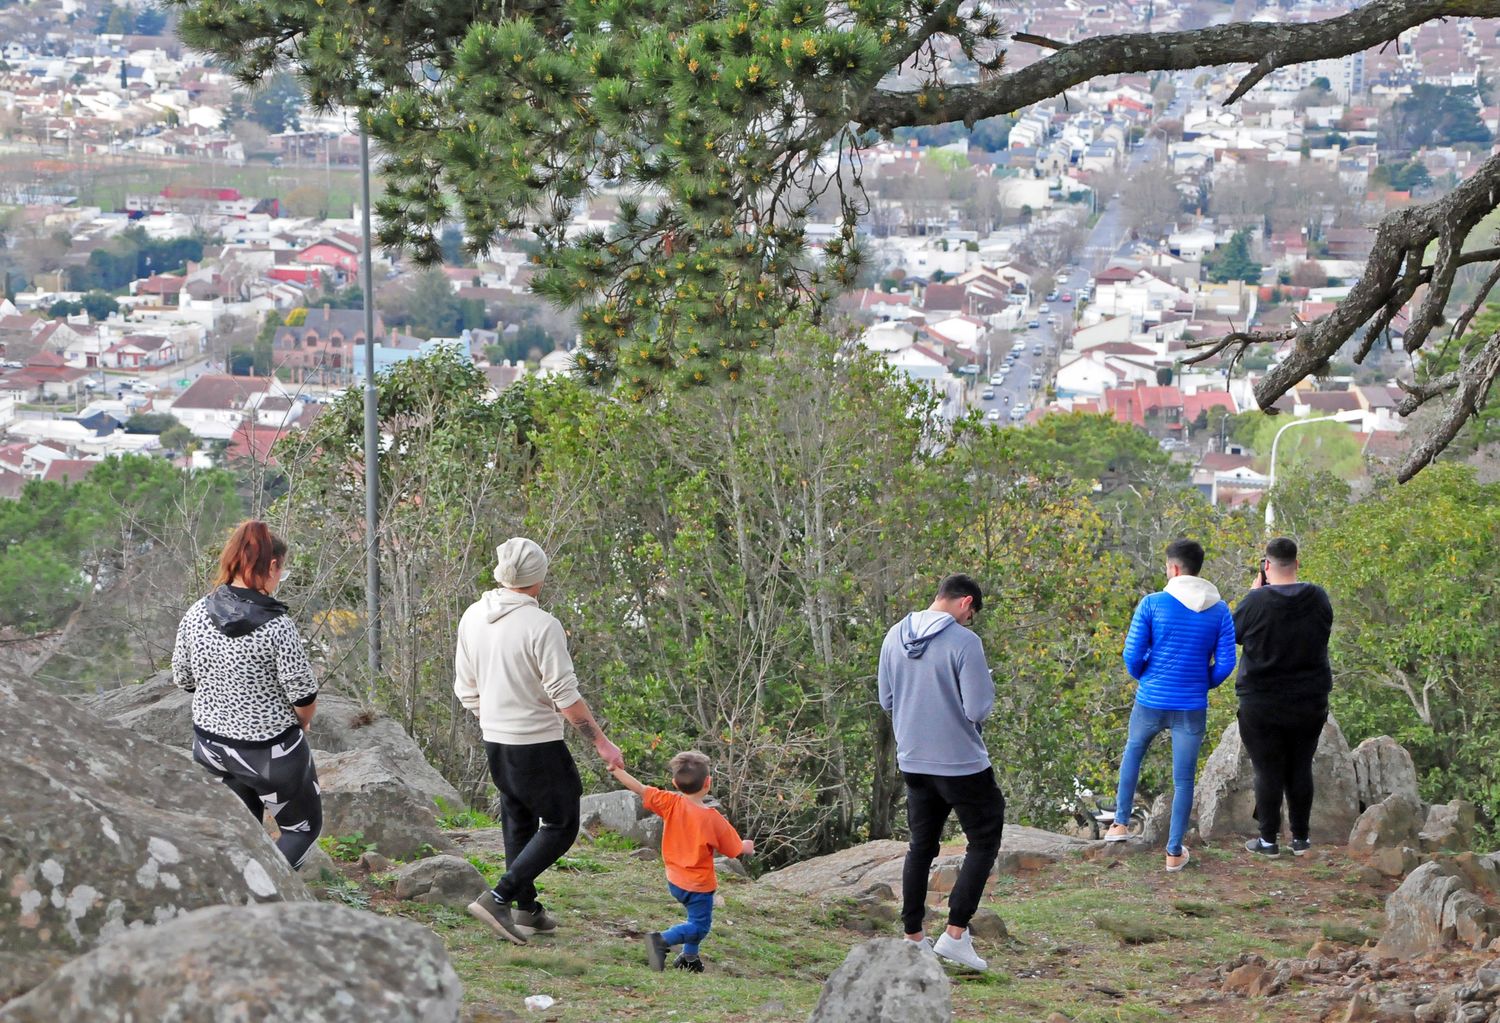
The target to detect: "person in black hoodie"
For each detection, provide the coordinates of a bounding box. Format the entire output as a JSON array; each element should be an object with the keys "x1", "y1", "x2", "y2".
[
  {"x1": 172, "y1": 520, "x2": 322, "y2": 869},
  {"x1": 1232, "y1": 536, "x2": 1334, "y2": 857}
]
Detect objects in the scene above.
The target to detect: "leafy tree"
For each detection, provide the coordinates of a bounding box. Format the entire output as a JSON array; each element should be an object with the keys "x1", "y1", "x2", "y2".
[
  {"x1": 124, "y1": 412, "x2": 180, "y2": 434},
  {"x1": 1205, "y1": 228, "x2": 1262, "y2": 284},
  {"x1": 1388, "y1": 84, "x2": 1492, "y2": 152},
  {"x1": 48, "y1": 291, "x2": 121, "y2": 321},
  {"x1": 1370, "y1": 160, "x2": 1433, "y2": 192},
  {"x1": 0, "y1": 456, "x2": 240, "y2": 635},
  {"x1": 967, "y1": 116, "x2": 1014, "y2": 152},
  {"x1": 1306, "y1": 465, "x2": 1500, "y2": 834},
  {"x1": 381, "y1": 270, "x2": 463, "y2": 338},
  {"x1": 227, "y1": 71, "x2": 305, "y2": 134}
]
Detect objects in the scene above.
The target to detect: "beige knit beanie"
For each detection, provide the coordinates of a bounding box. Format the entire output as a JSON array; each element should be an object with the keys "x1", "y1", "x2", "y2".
[{"x1": 494, "y1": 537, "x2": 549, "y2": 588}]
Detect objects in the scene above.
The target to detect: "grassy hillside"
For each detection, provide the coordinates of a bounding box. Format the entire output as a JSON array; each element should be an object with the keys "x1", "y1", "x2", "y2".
[{"x1": 315, "y1": 824, "x2": 1407, "y2": 1023}]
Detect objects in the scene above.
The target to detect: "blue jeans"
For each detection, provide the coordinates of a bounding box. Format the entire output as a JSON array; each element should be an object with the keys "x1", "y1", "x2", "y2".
[
  {"x1": 661, "y1": 883, "x2": 714, "y2": 955},
  {"x1": 1114, "y1": 702, "x2": 1207, "y2": 856}
]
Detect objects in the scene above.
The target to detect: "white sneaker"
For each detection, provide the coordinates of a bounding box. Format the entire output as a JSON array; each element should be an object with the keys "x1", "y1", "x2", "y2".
[
  {"x1": 933, "y1": 929, "x2": 988, "y2": 972},
  {"x1": 904, "y1": 936, "x2": 935, "y2": 954}
]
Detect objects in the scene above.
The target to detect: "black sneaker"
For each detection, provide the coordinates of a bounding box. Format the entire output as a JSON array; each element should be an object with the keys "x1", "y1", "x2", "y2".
[
  {"x1": 514, "y1": 903, "x2": 558, "y2": 935},
  {"x1": 644, "y1": 931, "x2": 669, "y2": 972},
  {"x1": 1290, "y1": 838, "x2": 1312, "y2": 856},
  {"x1": 673, "y1": 953, "x2": 705, "y2": 973},
  {"x1": 1245, "y1": 838, "x2": 1280, "y2": 856},
  {"x1": 466, "y1": 894, "x2": 528, "y2": 945}
]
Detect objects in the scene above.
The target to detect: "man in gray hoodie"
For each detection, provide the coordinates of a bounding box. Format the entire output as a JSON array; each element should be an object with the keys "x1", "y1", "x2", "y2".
[{"x1": 878, "y1": 573, "x2": 1003, "y2": 972}]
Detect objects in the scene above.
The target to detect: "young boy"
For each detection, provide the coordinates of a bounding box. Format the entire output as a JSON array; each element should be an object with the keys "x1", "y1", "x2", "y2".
[{"x1": 607, "y1": 751, "x2": 753, "y2": 972}]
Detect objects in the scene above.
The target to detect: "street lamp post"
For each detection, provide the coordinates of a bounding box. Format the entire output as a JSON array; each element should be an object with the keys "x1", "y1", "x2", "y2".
[
  {"x1": 359, "y1": 123, "x2": 381, "y2": 678},
  {"x1": 1264, "y1": 410, "x2": 1364, "y2": 528}
]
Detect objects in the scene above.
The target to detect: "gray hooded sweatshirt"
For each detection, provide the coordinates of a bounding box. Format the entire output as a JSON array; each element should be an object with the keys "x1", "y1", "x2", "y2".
[{"x1": 877, "y1": 610, "x2": 995, "y2": 776}]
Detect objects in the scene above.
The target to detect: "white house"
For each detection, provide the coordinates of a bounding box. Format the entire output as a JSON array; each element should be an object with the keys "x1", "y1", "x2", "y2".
[
  {"x1": 166, "y1": 374, "x2": 274, "y2": 440},
  {"x1": 1054, "y1": 345, "x2": 1160, "y2": 399}
]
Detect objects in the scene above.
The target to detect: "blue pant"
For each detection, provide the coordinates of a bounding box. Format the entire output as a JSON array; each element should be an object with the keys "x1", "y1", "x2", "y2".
[
  {"x1": 661, "y1": 883, "x2": 714, "y2": 955},
  {"x1": 1114, "y1": 702, "x2": 1207, "y2": 856}
]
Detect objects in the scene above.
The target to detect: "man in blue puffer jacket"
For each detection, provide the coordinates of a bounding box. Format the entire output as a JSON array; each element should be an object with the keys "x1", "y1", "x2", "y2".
[{"x1": 1104, "y1": 538, "x2": 1236, "y2": 871}]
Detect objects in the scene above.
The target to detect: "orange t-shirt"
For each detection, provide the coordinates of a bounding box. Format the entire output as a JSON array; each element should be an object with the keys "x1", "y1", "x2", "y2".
[{"x1": 642, "y1": 787, "x2": 745, "y2": 893}]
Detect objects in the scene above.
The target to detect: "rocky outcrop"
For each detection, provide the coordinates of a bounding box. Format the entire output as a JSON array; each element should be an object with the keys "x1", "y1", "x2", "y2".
[
  {"x1": 1348, "y1": 794, "x2": 1424, "y2": 857},
  {"x1": 575, "y1": 790, "x2": 664, "y2": 850},
  {"x1": 0, "y1": 679, "x2": 310, "y2": 1000},
  {"x1": 761, "y1": 828, "x2": 1086, "y2": 898},
  {"x1": 0, "y1": 902, "x2": 463, "y2": 1022},
  {"x1": 806, "y1": 938, "x2": 951, "y2": 1023},
  {"x1": 1419, "y1": 800, "x2": 1478, "y2": 854},
  {"x1": 82, "y1": 671, "x2": 462, "y2": 810},
  {"x1": 391, "y1": 855, "x2": 487, "y2": 909},
  {"x1": 1376, "y1": 860, "x2": 1500, "y2": 957},
  {"x1": 1350, "y1": 736, "x2": 1421, "y2": 811},
  {"x1": 1194, "y1": 718, "x2": 1359, "y2": 845},
  {"x1": 318, "y1": 748, "x2": 451, "y2": 860}
]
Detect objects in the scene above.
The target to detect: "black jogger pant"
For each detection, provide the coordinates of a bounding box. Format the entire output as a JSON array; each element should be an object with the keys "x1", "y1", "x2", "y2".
[
  {"x1": 901, "y1": 767, "x2": 1006, "y2": 935},
  {"x1": 486, "y1": 739, "x2": 583, "y2": 910},
  {"x1": 1238, "y1": 704, "x2": 1327, "y2": 844},
  {"x1": 193, "y1": 726, "x2": 323, "y2": 870}
]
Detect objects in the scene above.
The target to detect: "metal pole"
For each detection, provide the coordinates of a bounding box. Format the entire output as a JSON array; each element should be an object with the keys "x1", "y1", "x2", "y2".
[{"x1": 360, "y1": 123, "x2": 381, "y2": 676}]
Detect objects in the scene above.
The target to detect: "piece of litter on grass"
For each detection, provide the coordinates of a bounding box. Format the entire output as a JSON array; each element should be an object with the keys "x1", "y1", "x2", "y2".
[{"x1": 524, "y1": 995, "x2": 555, "y2": 1011}]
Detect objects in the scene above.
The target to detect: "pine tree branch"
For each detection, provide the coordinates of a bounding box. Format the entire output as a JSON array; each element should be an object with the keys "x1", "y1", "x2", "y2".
[{"x1": 855, "y1": 0, "x2": 1500, "y2": 130}]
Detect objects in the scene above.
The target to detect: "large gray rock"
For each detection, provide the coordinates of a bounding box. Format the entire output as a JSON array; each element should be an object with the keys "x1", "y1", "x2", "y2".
[
  {"x1": 762, "y1": 828, "x2": 1085, "y2": 898},
  {"x1": 1377, "y1": 860, "x2": 1500, "y2": 957},
  {"x1": 391, "y1": 855, "x2": 487, "y2": 909},
  {"x1": 0, "y1": 902, "x2": 463, "y2": 1022},
  {"x1": 1420, "y1": 800, "x2": 1478, "y2": 854},
  {"x1": 1194, "y1": 718, "x2": 1359, "y2": 845},
  {"x1": 575, "y1": 789, "x2": 664, "y2": 850},
  {"x1": 1349, "y1": 793, "x2": 1424, "y2": 857},
  {"x1": 82, "y1": 671, "x2": 462, "y2": 810},
  {"x1": 806, "y1": 938, "x2": 952, "y2": 1023},
  {"x1": 318, "y1": 748, "x2": 452, "y2": 860},
  {"x1": 0, "y1": 679, "x2": 310, "y2": 1000},
  {"x1": 1351, "y1": 736, "x2": 1421, "y2": 811}
]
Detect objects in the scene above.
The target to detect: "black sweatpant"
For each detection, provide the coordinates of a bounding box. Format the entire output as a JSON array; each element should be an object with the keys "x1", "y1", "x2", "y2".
[
  {"x1": 1238, "y1": 705, "x2": 1326, "y2": 843},
  {"x1": 486, "y1": 739, "x2": 583, "y2": 910},
  {"x1": 901, "y1": 767, "x2": 1006, "y2": 935},
  {"x1": 192, "y1": 726, "x2": 322, "y2": 870}
]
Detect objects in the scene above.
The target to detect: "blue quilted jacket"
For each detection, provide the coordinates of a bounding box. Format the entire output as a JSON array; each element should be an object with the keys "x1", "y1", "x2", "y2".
[{"x1": 1122, "y1": 575, "x2": 1237, "y2": 711}]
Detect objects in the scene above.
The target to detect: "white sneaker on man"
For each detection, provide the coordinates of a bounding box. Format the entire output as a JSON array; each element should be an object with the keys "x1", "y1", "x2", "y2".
[
  {"x1": 932, "y1": 929, "x2": 988, "y2": 971},
  {"x1": 904, "y1": 935, "x2": 935, "y2": 954}
]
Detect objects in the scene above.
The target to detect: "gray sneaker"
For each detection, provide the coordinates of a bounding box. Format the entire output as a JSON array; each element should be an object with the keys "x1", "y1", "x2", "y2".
[
  {"x1": 467, "y1": 894, "x2": 528, "y2": 945},
  {"x1": 644, "y1": 931, "x2": 669, "y2": 972},
  {"x1": 514, "y1": 903, "x2": 558, "y2": 935}
]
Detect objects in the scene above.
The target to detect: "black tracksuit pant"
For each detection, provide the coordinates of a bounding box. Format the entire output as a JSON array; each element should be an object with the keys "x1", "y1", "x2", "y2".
[
  {"x1": 193, "y1": 725, "x2": 322, "y2": 870},
  {"x1": 1238, "y1": 703, "x2": 1327, "y2": 844},
  {"x1": 486, "y1": 739, "x2": 583, "y2": 910},
  {"x1": 901, "y1": 766, "x2": 1006, "y2": 935}
]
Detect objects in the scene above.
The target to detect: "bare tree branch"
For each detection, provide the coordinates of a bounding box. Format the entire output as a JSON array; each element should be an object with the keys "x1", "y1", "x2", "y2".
[
  {"x1": 855, "y1": 0, "x2": 1500, "y2": 130},
  {"x1": 1398, "y1": 330, "x2": 1500, "y2": 481}
]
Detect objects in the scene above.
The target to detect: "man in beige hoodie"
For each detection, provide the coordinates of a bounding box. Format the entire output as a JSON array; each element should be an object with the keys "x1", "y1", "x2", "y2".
[{"x1": 458, "y1": 537, "x2": 624, "y2": 945}]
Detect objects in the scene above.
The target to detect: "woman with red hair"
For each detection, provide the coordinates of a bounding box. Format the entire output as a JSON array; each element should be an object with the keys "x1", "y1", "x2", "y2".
[{"x1": 172, "y1": 519, "x2": 322, "y2": 869}]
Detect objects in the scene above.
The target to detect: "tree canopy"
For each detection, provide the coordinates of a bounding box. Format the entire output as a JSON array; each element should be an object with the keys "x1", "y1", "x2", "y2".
[{"x1": 165, "y1": 0, "x2": 1500, "y2": 476}]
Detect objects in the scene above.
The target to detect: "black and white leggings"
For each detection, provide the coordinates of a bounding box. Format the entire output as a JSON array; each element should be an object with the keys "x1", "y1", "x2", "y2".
[{"x1": 193, "y1": 726, "x2": 323, "y2": 870}]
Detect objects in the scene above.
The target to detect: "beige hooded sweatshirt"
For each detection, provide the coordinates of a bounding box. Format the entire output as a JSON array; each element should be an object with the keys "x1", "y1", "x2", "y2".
[{"x1": 454, "y1": 589, "x2": 583, "y2": 745}]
